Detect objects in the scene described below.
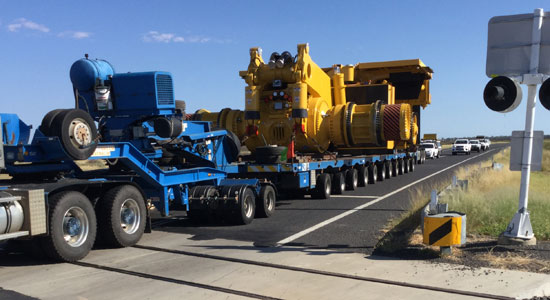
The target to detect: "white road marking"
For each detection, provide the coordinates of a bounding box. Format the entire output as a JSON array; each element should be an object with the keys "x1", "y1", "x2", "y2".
[
  {"x1": 330, "y1": 195, "x2": 379, "y2": 199},
  {"x1": 276, "y1": 149, "x2": 498, "y2": 245}
]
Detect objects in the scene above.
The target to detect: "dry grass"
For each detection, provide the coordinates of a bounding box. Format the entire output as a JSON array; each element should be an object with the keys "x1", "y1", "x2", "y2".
[
  {"x1": 375, "y1": 182, "x2": 448, "y2": 254},
  {"x1": 440, "y1": 143, "x2": 550, "y2": 240}
]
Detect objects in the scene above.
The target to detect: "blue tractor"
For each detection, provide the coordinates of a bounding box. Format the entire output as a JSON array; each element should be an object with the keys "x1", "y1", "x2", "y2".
[{"x1": 0, "y1": 57, "x2": 276, "y2": 262}]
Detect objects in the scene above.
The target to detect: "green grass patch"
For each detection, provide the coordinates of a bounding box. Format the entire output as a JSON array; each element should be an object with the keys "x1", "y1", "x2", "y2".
[{"x1": 441, "y1": 141, "x2": 550, "y2": 240}]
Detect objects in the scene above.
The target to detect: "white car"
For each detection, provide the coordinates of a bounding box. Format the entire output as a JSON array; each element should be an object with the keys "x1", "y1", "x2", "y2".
[
  {"x1": 420, "y1": 142, "x2": 439, "y2": 159},
  {"x1": 470, "y1": 140, "x2": 482, "y2": 152},
  {"x1": 480, "y1": 139, "x2": 490, "y2": 150},
  {"x1": 452, "y1": 139, "x2": 471, "y2": 155}
]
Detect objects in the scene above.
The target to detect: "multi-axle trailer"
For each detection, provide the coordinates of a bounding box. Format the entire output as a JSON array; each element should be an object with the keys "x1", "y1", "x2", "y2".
[{"x1": 0, "y1": 54, "x2": 428, "y2": 262}]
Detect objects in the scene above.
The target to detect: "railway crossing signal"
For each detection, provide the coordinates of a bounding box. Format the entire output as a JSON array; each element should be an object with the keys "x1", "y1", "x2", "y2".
[{"x1": 484, "y1": 8, "x2": 550, "y2": 243}]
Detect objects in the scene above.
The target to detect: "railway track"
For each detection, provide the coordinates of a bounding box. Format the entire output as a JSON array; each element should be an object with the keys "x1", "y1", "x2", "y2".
[{"x1": 68, "y1": 243, "x2": 514, "y2": 300}]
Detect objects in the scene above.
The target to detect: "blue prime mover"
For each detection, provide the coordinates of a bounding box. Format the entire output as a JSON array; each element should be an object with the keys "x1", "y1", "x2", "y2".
[{"x1": 0, "y1": 58, "x2": 423, "y2": 262}]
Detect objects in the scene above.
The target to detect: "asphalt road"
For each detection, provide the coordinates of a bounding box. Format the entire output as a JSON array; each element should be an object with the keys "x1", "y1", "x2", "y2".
[
  {"x1": 5, "y1": 142, "x2": 545, "y2": 300},
  {"x1": 154, "y1": 143, "x2": 509, "y2": 254}
]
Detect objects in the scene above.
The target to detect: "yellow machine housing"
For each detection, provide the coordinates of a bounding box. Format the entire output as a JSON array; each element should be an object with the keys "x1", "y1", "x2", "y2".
[{"x1": 195, "y1": 44, "x2": 433, "y2": 154}]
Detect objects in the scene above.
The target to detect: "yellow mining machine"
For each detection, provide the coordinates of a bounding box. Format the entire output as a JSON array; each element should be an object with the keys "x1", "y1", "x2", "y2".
[{"x1": 194, "y1": 44, "x2": 432, "y2": 156}]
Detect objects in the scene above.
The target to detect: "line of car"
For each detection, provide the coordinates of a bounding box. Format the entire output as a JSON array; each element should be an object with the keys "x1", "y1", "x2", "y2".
[
  {"x1": 419, "y1": 138, "x2": 491, "y2": 157},
  {"x1": 452, "y1": 138, "x2": 491, "y2": 155}
]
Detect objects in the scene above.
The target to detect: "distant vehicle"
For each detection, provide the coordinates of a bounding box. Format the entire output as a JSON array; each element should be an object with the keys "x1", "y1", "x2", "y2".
[
  {"x1": 480, "y1": 139, "x2": 490, "y2": 150},
  {"x1": 452, "y1": 139, "x2": 471, "y2": 155},
  {"x1": 420, "y1": 142, "x2": 439, "y2": 159},
  {"x1": 435, "y1": 140, "x2": 442, "y2": 153},
  {"x1": 470, "y1": 140, "x2": 482, "y2": 152}
]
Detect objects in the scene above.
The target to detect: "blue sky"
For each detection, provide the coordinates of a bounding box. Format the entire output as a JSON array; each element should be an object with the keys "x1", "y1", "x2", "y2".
[{"x1": 1, "y1": 0, "x2": 549, "y2": 138}]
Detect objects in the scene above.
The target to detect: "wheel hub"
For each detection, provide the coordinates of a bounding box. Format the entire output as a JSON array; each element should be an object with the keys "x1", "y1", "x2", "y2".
[
  {"x1": 70, "y1": 119, "x2": 92, "y2": 147},
  {"x1": 64, "y1": 217, "x2": 82, "y2": 236},
  {"x1": 120, "y1": 199, "x2": 140, "y2": 234},
  {"x1": 62, "y1": 206, "x2": 89, "y2": 247}
]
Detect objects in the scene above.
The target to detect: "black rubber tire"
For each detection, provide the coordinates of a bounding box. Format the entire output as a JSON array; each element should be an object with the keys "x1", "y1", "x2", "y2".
[
  {"x1": 256, "y1": 146, "x2": 286, "y2": 164},
  {"x1": 368, "y1": 164, "x2": 377, "y2": 184},
  {"x1": 256, "y1": 185, "x2": 276, "y2": 218},
  {"x1": 224, "y1": 131, "x2": 241, "y2": 163},
  {"x1": 391, "y1": 160, "x2": 398, "y2": 177},
  {"x1": 345, "y1": 168, "x2": 358, "y2": 191},
  {"x1": 313, "y1": 173, "x2": 331, "y2": 199},
  {"x1": 377, "y1": 162, "x2": 386, "y2": 181},
  {"x1": 357, "y1": 165, "x2": 368, "y2": 187},
  {"x1": 40, "y1": 109, "x2": 67, "y2": 136},
  {"x1": 50, "y1": 109, "x2": 98, "y2": 160},
  {"x1": 234, "y1": 188, "x2": 256, "y2": 225},
  {"x1": 409, "y1": 158, "x2": 415, "y2": 172},
  {"x1": 404, "y1": 158, "x2": 410, "y2": 173},
  {"x1": 97, "y1": 185, "x2": 146, "y2": 248},
  {"x1": 452, "y1": 152, "x2": 457, "y2": 156},
  {"x1": 384, "y1": 161, "x2": 392, "y2": 179},
  {"x1": 332, "y1": 172, "x2": 345, "y2": 194},
  {"x1": 397, "y1": 159, "x2": 405, "y2": 175},
  {"x1": 41, "y1": 191, "x2": 97, "y2": 262}
]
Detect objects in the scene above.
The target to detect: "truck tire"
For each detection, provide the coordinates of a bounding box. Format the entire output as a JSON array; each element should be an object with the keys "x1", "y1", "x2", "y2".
[
  {"x1": 41, "y1": 191, "x2": 97, "y2": 262},
  {"x1": 332, "y1": 172, "x2": 345, "y2": 194},
  {"x1": 256, "y1": 146, "x2": 286, "y2": 164},
  {"x1": 233, "y1": 187, "x2": 255, "y2": 225},
  {"x1": 98, "y1": 185, "x2": 146, "y2": 248},
  {"x1": 452, "y1": 152, "x2": 457, "y2": 156},
  {"x1": 404, "y1": 158, "x2": 410, "y2": 173},
  {"x1": 368, "y1": 164, "x2": 378, "y2": 184},
  {"x1": 357, "y1": 165, "x2": 368, "y2": 187},
  {"x1": 224, "y1": 131, "x2": 241, "y2": 163},
  {"x1": 40, "y1": 109, "x2": 67, "y2": 136},
  {"x1": 409, "y1": 158, "x2": 415, "y2": 172},
  {"x1": 256, "y1": 185, "x2": 276, "y2": 218},
  {"x1": 50, "y1": 109, "x2": 98, "y2": 160},
  {"x1": 377, "y1": 162, "x2": 386, "y2": 181},
  {"x1": 389, "y1": 159, "x2": 397, "y2": 177},
  {"x1": 345, "y1": 168, "x2": 358, "y2": 191},
  {"x1": 313, "y1": 173, "x2": 331, "y2": 199},
  {"x1": 397, "y1": 158, "x2": 405, "y2": 175},
  {"x1": 384, "y1": 161, "x2": 392, "y2": 179}
]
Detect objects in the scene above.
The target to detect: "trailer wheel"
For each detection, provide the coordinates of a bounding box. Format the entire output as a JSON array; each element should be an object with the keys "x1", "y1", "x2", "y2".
[
  {"x1": 345, "y1": 168, "x2": 358, "y2": 191},
  {"x1": 409, "y1": 158, "x2": 415, "y2": 172},
  {"x1": 256, "y1": 185, "x2": 276, "y2": 218},
  {"x1": 397, "y1": 158, "x2": 405, "y2": 175},
  {"x1": 40, "y1": 109, "x2": 67, "y2": 136},
  {"x1": 357, "y1": 166, "x2": 368, "y2": 187},
  {"x1": 313, "y1": 173, "x2": 331, "y2": 199},
  {"x1": 368, "y1": 164, "x2": 377, "y2": 184},
  {"x1": 50, "y1": 109, "x2": 98, "y2": 160},
  {"x1": 331, "y1": 172, "x2": 345, "y2": 194},
  {"x1": 391, "y1": 160, "x2": 398, "y2": 177},
  {"x1": 41, "y1": 191, "x2": 97, "y2": 262},
  {"x1": 98, "y1": 185, "x2": 146, "y2": 248},
  {"x1": 377, "y1": 162, "x2": 386, "y2": 181},
  {"x1": 234, "y1": 187, "x2": 255, "y2": 225},
  {"x1": 384, "y1": 161, "x2": 392, "y2": 179},
  {"x1": 404, "y1": 158, "x2": 410, "y2": 173}
]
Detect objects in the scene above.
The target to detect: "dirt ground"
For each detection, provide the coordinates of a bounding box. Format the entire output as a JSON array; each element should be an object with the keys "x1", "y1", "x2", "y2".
[{"x1": 379, "y1": 229, "x2": 550, "y2": 275}]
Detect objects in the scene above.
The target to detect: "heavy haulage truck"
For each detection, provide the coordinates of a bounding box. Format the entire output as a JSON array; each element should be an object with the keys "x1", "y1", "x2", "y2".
[
  {"x1": 195, "y1": 44, "x2": 433, "y2": 198},
  {"x1": 0, "y1": 58, "x2": 276, "y2": 262},
  {"x1": 0, "y1": 44, "x2": 433, "y2": 262}
]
